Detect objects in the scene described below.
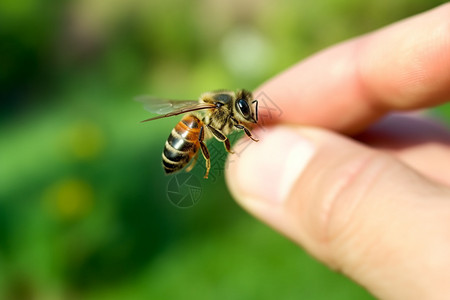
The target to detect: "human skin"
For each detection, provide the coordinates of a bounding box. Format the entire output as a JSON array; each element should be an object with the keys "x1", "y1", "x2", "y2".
[{"x1": 226, "y1": 4, "x2": 450, "y2": 300}]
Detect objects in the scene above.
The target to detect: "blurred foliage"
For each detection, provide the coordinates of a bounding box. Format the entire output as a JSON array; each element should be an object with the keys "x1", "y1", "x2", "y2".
[{"x1": 0, "y1": 0, "x2": 448, "y2": 299}]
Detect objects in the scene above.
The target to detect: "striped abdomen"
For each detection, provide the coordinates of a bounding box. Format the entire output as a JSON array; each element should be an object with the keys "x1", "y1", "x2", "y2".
[{"x1": 162, "y1": 114, "x2": 201, "y2": 174}]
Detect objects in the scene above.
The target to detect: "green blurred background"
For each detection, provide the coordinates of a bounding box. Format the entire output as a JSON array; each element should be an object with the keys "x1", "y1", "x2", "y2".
[{"x1": 0, "y1": 0, "x2": 448, "y2": 299}]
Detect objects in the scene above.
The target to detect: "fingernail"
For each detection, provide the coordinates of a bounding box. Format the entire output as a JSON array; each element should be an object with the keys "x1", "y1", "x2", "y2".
[{"x1": 227, "y1": 126, "x2": 315, "y2": 204}]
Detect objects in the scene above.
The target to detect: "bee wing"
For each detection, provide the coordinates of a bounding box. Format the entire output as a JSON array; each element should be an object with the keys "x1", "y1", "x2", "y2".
[
  {"x1": 136, "y1": 96, "x2": 196, "y2": 114},
  {"x1": 136, "y1": 96, "x2": 216, "y2": 122}
]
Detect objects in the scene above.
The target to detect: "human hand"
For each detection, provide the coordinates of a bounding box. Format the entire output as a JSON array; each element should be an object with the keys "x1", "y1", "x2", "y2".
[{"x1": 226, "y1": 4, "x2": 450, "y2": 300}]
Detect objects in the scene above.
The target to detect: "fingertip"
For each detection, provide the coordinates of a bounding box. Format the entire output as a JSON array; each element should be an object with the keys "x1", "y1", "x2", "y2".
[{"x1": 226, "y1": 126, "x2": 316, "y2": 206}]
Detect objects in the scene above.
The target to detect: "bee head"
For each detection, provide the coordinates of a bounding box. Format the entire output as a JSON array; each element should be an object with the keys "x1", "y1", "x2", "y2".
[{"x1": 234, "y1": 90, "x2": 258, "y2": 124}]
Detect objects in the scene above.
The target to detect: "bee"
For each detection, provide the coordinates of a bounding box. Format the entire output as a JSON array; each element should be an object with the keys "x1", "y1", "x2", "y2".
[{"x1": 137, "y1": 89, "x2": 259, "y2": 179}]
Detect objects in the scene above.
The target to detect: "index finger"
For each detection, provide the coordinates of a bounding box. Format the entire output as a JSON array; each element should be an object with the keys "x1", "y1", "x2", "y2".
[{"x1": 256, "y1": 4, "x2": 450, "y2": 134}]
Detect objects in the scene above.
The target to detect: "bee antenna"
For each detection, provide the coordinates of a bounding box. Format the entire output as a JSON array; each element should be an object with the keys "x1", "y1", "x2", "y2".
[{"x1": 252, "y1": 100, "x2": 258, "y2": 122}]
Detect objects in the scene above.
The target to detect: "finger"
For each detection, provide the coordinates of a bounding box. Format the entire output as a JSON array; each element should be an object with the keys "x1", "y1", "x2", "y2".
[
  {"x1": 355, "y1": 113, "x2": 450, "y2": 186},
  {"x1": 255, "y1": 4, "x2": 450, "y2": 134},
  {"x1": 226, "y1": 125, "x2": 450, "y2": 299}
]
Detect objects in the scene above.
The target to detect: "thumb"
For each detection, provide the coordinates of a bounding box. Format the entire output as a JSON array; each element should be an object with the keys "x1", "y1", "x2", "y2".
[{"x1": 226, "y1": 125, "x2": 450, "y2": 300}]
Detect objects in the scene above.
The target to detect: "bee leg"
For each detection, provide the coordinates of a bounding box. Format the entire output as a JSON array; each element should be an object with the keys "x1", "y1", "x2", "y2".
[
  {"x1": 199, "y1": 142, "x2": 211, "y2": 179},
  {"x1": 207, "y1": 125, "x2": 234, "y2": 154},
  {"x1": 223, "y1": 138, "x2": 233, "y2": 154},
  {"x1": 199, "y1": 126, "x2": 211, "y2": 179},
  {"x1": 185, "y1": 152, "x2": 199, "y2": 173},
  {"x1": 234, "y1": 124, "x2": 259, "y2": 142}
]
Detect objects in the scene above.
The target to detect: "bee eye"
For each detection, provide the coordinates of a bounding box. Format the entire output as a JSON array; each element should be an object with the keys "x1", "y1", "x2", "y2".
[{"x1": 237, "y1": 99, "x2": 250, "y2": 118}]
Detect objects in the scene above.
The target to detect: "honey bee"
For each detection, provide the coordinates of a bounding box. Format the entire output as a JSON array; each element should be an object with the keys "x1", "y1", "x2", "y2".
[{"x1": 138, "y1": 89, "x2": 259, "y2": 179}]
